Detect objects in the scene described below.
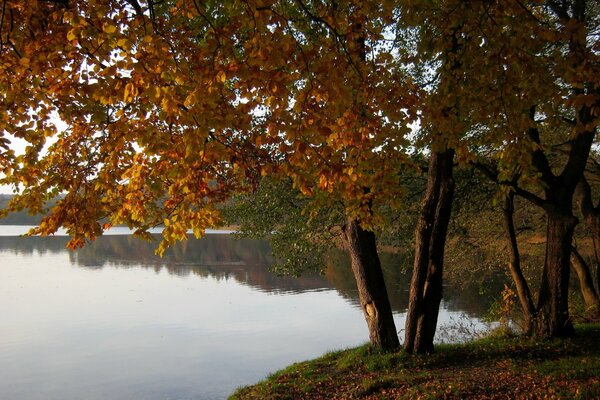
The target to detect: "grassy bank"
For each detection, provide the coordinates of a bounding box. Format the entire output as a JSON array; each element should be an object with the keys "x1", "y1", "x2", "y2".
[{"x1": 230, "y1": 324, "x2": 600, "y2": 399}]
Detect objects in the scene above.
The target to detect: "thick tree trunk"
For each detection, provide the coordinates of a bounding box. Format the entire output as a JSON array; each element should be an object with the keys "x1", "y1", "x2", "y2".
[
  {"x1": 571, "y1": 246, "x2": 600, "y2": 312},
  {"x1": 533, "y1": 212, "x2": 577, "y2": 337},
  {"x1": 502, "y1": 192, "x2": 536, "y2": 332},
  {"x1": 404, "y1": 149, "x2": 455, "y2": 354},
  {"x1": 343, "y1": 218, "x2": 400, "y2": 351}
]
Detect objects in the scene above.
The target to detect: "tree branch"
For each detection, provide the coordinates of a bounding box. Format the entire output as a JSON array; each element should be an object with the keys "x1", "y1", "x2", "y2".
[
  {"x1": 293, "y1": 0, "x2": 363, "y2": 80},
  {"x1": 575, "y1": 175, "x2": 594, "y2": 218},
  {"x1": 471, "y1": 160, "x2": 548, "y2": 210},
  {"x1": 526, "y1": 106, "x2": 557, "y2": 190}
]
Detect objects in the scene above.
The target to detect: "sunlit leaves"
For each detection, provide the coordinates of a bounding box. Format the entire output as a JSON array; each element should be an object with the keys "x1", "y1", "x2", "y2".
[
  {"x1": 0, "y1": 0, "x2": 421, "y2": 253},
  {"x1": 3, "y1": 0, "x2": 595, "y2": 257}
]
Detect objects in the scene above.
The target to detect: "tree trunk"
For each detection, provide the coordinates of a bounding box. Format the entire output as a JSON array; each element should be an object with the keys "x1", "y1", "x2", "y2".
[
  {"x1": 533, "y1": 212, "x2": 577, "y2": 337},
  {"x1": 343, "y1": 218, "x2": 400, "y2": 351},
  {"x1": 502, "y1": 192, "x2": 536, "y2": 332},
  {"x1": 590, "y1": 214, "x2": 600, "y2": 293},
  {"x1": 404, "y1": 149, "x2": 455, "y2": 354},
  {"x1": 571, "y1": 246, "x2": 600, "y2": 312},
  {"x1": 575, "y1": 176, "x2": 600, "y2": 294}
]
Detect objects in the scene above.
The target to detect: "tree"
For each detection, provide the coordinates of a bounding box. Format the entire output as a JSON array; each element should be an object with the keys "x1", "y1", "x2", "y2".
[
  {"x1": 1, "y1": 0, "x2": 415, "y2": 351},
  {"x1": 404, "y1": 149, "x2": 455, "y2": 353},
  {"x1": 399, "y1": 0, "x2": 598, "y2": 341},
  {"x1": 222, "y1": 0, "x2": 413, "y2": 350},
  {"x1": 459, "y1": 0, "x2": 599, "y2": 336},
  {"x1": 392, "y1": 0, "x2": 499, "y2": 353}
]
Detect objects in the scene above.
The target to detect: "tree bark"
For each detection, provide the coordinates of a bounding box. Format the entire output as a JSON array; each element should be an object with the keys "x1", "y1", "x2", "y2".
[
  {"x1": 571, "y1": 246, "x2": 600, "y2": 312},
  {"x1": 404, "y1": 149, "x2": 455, "y2": 354},
  {"x1": 533, "y1": 212, "x2": 577, "y2": 337},
  {"x1": 575, "y1": 176, "x2": 600, "y2": 293},
  {"x1": 502, "y1": 192, "x2": 536, "y2": 332},
  {"x1": 343, "y1": 218, "x2": 400, "y2": 351},
  {"x1": 593, "y1": 215, "x2": 600, "y2": 294},
  {"x1": 588, "y1": 216, "x2": 600, "y2": 293}
]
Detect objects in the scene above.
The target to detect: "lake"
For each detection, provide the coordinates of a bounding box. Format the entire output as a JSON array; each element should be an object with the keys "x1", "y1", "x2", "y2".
[{"x1": 0, "y1": 226, "x2": 499, "y2": 400}]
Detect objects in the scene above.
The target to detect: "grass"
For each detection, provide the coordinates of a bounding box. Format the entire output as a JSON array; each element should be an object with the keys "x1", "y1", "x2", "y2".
[{"x1": 229, "y1": 323, "x2": 600, "y2": 399}]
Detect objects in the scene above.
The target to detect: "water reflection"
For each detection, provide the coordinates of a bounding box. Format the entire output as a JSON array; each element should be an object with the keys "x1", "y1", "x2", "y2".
[
  {"x1": 2, "y1": 233, "x2": 373, "y2": 400},
  {"x1": 0, "y1": 234, "x2": 507, "y2": 316},
  {"x1": 0, "y1": 231, "x2": 507, "y2": 400}
]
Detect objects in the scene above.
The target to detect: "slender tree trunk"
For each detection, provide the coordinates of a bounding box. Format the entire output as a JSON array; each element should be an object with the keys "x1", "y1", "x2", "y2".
[
  {"x1": 404, "y1": 149, "x2": 455, "y2": 354},
  {"x1": 571, "y1": 246, "x2": 600, "y2": 312},
  {"x1": 575, "y1": 176, "x2": 600, "y2": 293},
  {"x1": 590, "y1": 215, "x2": 600, "y2": 293},
  {"x1": 502, "y1": 192, "x2": 536, "y2": 332},
  {"x1": 343, "y1": 218, "x2": 400, "y2": 351},
  {"x1": 533, "y1": 212, "x2": 577, "y2": 337}
]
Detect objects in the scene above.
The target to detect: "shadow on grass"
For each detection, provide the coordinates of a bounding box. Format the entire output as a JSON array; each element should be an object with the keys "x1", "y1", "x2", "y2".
[{"x1": 230, "y1": 323, "x2": 600, "y2": 400}]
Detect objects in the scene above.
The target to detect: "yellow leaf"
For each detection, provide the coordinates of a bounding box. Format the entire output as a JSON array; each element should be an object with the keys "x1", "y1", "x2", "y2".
[
  {"x1": 161, "y1": 97, "x2": 179, "y2": 114},
  {"x1": 184, "y1": 92, "x2": 195, "y2": 107},
  {"x1": 192, "y1": 226, "x2": 203, "y2": 238},
  {"x1": 216, "y1": 70, "x2": 226, "y2": 83},
  {"x1": 318, "y1": 174, "x2": 328, "y2": 189},
  {"x1": 123, "y1": 83, "x2": 137, "y2": 102},
  {"x1": 67, "y1": 29, "x2": 77, "y2": 41},
  {"x1": 117, "y1": 38, "x2": 129, "y2": 49},
  {"x1": 104, "y1": 24, "x2": 117, "y2": 34},
  {"x1": 299, "y1": 184, "x2": 312, "y2": 196}
]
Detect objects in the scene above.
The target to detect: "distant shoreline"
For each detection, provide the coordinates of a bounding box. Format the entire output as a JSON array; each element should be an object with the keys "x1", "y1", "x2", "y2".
[{"x1": 0, "y1": 225, "x2": 236, "y2": 237}]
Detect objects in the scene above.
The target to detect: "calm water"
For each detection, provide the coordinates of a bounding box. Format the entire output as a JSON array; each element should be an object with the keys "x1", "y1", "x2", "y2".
[{"x1": 0, "y1": 226, "x2": 498, "y2": 400}]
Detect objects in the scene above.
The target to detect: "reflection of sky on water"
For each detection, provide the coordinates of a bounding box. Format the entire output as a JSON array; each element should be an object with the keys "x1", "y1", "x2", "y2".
[
  {"x1": 0, "y1": 227, "x2": 497, "y2": 399},
  {"x1": 1, "y1": 246, "x2": 368, "y2": 400}
]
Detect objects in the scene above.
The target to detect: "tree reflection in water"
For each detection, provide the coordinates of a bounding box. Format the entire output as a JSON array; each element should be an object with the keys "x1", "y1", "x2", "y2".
[{"x1": 0, "y1": 234, "x2": 508, "y2": 317}]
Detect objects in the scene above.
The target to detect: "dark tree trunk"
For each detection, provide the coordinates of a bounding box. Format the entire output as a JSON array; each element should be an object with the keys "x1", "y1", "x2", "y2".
[
  {"x1": 533, "y1": 212, "x2": 577, "y2": 337},
  {"x1": 502, "y1": 192, "x2": 536, "y2": 332},
  {"x1": 571, "y1": 246, "x2": 600, "y2": 312},
  {"x1": 594, "y1": 215, "x2": 600, "y2": 294},
  {"x1": 343, "y1": 218, "x2": 400, "y2": 351},
  {"x1": 590, "y1": 214, "x2": 600, "y2": 294},
  {"x1": 404, "y1": 149, "x2": 455, "y2": 354},
  {"x1": 575, "y1": 176, "x2": 600, "y2": 293}
]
